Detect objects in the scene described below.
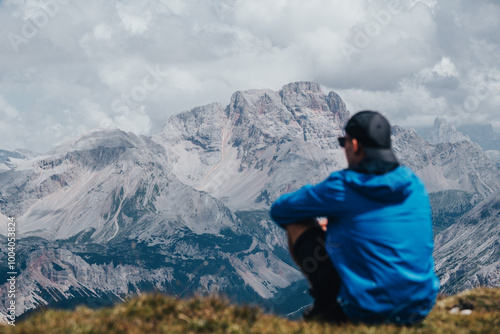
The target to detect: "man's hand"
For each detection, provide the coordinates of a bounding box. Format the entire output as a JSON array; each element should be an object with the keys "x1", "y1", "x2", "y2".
[{"x1": 318, "y1": 217, "x2": 328, "y2": 232}]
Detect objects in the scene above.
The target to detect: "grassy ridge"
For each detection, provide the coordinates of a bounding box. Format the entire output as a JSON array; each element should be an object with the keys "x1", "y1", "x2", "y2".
[{"x1": 1, "y1": 288, "x2": 499, "y2": 333}]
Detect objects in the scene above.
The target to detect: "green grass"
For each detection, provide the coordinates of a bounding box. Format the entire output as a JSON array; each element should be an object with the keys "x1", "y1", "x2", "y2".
[{"x1": 2, "y1": 288, "x2": 499, "y2": 333}]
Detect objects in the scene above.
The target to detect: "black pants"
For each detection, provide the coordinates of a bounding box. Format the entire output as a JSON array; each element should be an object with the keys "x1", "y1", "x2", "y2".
[{"x1": 292, "y1": 225, "x2": 348, "y2": 323}]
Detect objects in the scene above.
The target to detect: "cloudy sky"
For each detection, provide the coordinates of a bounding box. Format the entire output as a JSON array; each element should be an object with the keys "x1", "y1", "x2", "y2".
[{"x1": 0, "y1": 0, "x2": 499, "y2": 153}]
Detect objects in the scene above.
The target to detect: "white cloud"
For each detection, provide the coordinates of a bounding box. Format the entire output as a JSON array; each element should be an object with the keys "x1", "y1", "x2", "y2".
[
  {"x1": 93, "y1": 23, "x2": 113, "y2": 40},
  {"x1": 0, "y1": 95, "x2": 19, "y2": 119},
  {"x1": 431, "y1": 57, "x2": 458, "y2": 77},
  {"x1": 0, "y1": 94, "x2": 27, "y2": 150},
  {"x1": 116, "y1": 2, "x2": 152, "y2": 35}
]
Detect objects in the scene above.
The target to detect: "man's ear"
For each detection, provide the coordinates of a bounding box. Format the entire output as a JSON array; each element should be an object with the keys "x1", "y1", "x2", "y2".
[{"x1": 351, "y1": 138, "x2": 361, "y2": 154}]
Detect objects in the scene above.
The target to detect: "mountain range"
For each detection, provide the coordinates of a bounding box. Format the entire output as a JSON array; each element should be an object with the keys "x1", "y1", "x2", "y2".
[
  {"x1": 416, "y1": 119, "x2": 500, "y2": 169},
  {"x1": 1, "y1": 82, "x2": 499, "y2": 321}
]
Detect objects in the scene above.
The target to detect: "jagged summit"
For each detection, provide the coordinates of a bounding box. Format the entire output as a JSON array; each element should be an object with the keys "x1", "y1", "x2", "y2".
[
  {"x1": 281, "y1": 81, "x2": 322, "y2": 93},
  {"x1": 48, "y1": 128, "x2": 141, "y2": 154},
  {"x1": 279, "y1": 82, "x2": 348, "y2": 121},
  {"x1": 154, "y1": 81, "x2": 350, "y2": 210},
  {"x1": 427, "y1": 117, "x2": 470, "y2": 144},
  {"x1": 225, "y1": 81, "x2": 349, "y2": 122}
]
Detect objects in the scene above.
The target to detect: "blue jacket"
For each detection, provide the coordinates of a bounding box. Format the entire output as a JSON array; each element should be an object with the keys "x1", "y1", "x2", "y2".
[{"x1": 270, "y1": 166, "x2": 439, "y2": 324}]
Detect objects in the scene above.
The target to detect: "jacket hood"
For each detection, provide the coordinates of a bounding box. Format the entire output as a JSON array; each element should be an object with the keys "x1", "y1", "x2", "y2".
[{"x1": 343, "y1": 166, "x2": 414, "y2": 203}]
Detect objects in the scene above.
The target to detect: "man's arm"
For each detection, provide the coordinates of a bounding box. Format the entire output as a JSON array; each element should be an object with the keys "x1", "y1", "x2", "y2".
[{"x1": 269, "y1": 176, "x2": 345, "y2": 227}]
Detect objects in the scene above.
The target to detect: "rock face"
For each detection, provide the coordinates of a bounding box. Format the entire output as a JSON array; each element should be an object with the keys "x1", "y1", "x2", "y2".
[
  {"x1": 486, "y1": 150, "x2": 500, "y2": 168},
  {"x1": 2, "y1": 130, "x2": 242, "y2": 242},
  {"x1": 434, "y1": 189, "x2": 500, "y2": 294},
  {"x1": 0, "y1": 149, "x2": 32, "y2": 172},
  {"x1": 0, "y1": 81, "x2": 499, "y2": 320},
  {"x1": 427, "y1": 118, "x2": 470, "y2": 145},
  {"x1": 154, "y1": 82, "x2": 350, "y2": 211}
]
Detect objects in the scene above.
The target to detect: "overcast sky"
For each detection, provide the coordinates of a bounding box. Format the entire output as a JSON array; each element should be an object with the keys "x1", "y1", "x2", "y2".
[{"x1": 0, "y1": 0, "x2": 499, "y2": 153}]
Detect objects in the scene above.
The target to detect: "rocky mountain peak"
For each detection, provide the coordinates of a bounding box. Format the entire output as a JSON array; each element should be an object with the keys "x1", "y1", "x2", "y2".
[
  {"x1": 48, "y1": 129, "x2": 141, "y2": 155},
  {"x1": 280, "y1": 81, "x2": 322, "y2": 94},
  {"x1": 280, "y1": 82, "x2": 331, "y2": 112},
  {"x1": 153, "y1": 82, "x2": 351, "y2": 210},
  {"x1": 428, "y1": 117, "x2": 470, "y2": 144},
  {"x1": 280, "y1": 82, "x2": 349, "y2": 129}
]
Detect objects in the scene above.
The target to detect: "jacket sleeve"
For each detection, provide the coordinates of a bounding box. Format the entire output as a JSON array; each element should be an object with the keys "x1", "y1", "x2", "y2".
[{"x1": 269, "y1": 174, "x2": 346, "y2": 227}]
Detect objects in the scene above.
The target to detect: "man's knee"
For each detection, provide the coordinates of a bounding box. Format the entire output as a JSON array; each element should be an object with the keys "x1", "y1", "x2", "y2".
[{"x1": 286, "y1": 218, "x2": 318, "y2": 247}]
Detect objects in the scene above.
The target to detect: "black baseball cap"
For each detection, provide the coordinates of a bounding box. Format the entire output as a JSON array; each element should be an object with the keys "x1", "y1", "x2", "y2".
[{"x1": 342, "y1": 110, "x2": 398, "y2": 163}]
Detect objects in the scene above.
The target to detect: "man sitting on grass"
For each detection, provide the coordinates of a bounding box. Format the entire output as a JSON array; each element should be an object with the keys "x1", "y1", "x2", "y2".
[{"x1": 270, "y1": 111, "x2": 439, "y2": 325}]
